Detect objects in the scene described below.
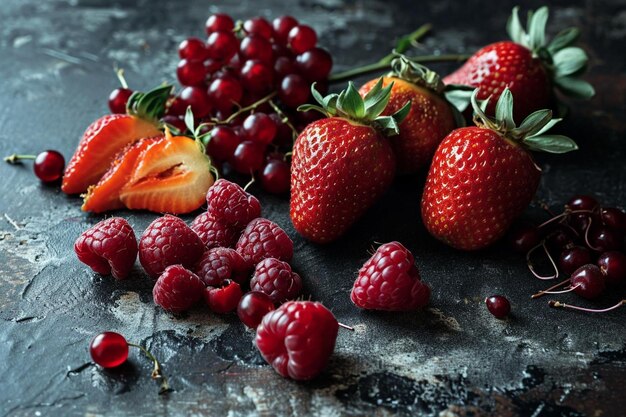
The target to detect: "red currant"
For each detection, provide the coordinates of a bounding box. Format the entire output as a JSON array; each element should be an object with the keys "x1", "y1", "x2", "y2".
[
  {"x1": 237, "y1": 291, "x2": 275, "y2": 328},
  {"x1": 205, "y1": 126, "x2": 241, "y2": 161},
  {"x1": 90, "y1": 331, "x2": 129, "y2": 368},
  {"x1": 177, "y1": 59, "x2": 207, "y2": 86},
  {"x1": 243, "y1": 17, "x2": 274, "y2": 39},
  {"x1": 296, "y1": 47, "x2": 332, "y2": 81},
  {"x1": 34, "y1": 150, "x2": 65, "y2": 183},
  {"x1": 207, "y1": 31, "x2": 239, "y2": 61},
  {"x1": 179, "y1": 86, "x2": 212, "y2": 118},
  {"x1": 240, "y1": 35, "x2": 274, "y2": 64},
  {"x1": 261, "y1": 159, "x2": 290, "y2": 194},
  {"x1": 108, "y1": 88, "x2": 133, "y2": 114},
  {"x1": 272, "y1": 16, "x2": 298, "y2": 45},
  {"x1": 288, "y1": 25, "x2": 317, "y2": 54},
  {"x1": 208, "y1": 76, "x2": 243, "y2": 111},
  {"x1": 205, "y1": 13, "x2": 234, "y2": 34},
  {"x1": 178, "y1": 37, "x2": 209, "y2": 61},
  {"x1": 279, "y1": 74, "x2": 310, "y2": 108},
  {"x1": 231, "y1": 141, "x2": 266, "y2": 174},
  {"x1": 242, "y1": 113, "x2": 277, "y2": 145},
  {"x1": 240, "y1": 60, "x2": 274, "y2": 94},
  {"x1": 485, "y1": 295, "x2": 511, "y2": 319},
  {"x1": 274, "y1": 56, "x2": 298, "y2": 79}
]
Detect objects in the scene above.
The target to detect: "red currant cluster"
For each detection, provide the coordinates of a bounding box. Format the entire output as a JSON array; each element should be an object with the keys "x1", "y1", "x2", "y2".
[{"x1": 509, "y1": 195, "x2": 626, "y2": 313}]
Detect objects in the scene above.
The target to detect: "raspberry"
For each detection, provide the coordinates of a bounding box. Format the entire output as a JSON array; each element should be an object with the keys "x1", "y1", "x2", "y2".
[
  {"x1": 153, "y1": 265, "x2": 206, "y2": 313},
  {"x1": 195, "y1": 247, "x2": 251, "y2": 286},
  {"x1": 206, "y1": 179, "x2": 261, "y2": 228},
  {"x1": 74, "y1": 217, "x2": 138, "y2": 280},
  {"x1": 139, "y1": 215, "x2": 205, "y2": 278},
  {"x1": 350, "y1": 241, "x2": 431, "y2": 311},
  {"x1": 191, "y1": 212, "x2": 238, "y2": 249},
  {"x1": 204, "y1": 280, "x2": 243, "y2": 313},
  {"x1": 250, "y1": 258, "x2": 302, "y2": 303},
  {"x1": 255, "y1": 301, "x2": 338, "y2": 380},
  {"x1": 236, "y1": 218, "x2": 293, "y2": 265}
]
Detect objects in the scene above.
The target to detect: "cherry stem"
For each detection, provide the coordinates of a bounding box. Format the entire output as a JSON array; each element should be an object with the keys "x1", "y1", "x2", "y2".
[
  {"x1": 537, "y1": 209, "x2": 593, "y2": 229},
  {"x1": 584, "y1": 217, "x2": 601, "y2": 251},
  {"x1": 243, "y1": 176, "x2": 255, "y2": 192},
  {"x1": 268, "y1": 100, "x2": 299, "y2": 141},
  {"x1": 127, "y1": 343, "x2": 171, "y2": 395},
  {"x1": 531, "y1": 277, "x2": 571, "y2": 299},
  {"x1": 196, "y1": 92, "x2": 277, "y2": 133},
  {"x1": 535, "y1": 199, "x2": 556, "y2": 217},
  {"x1": 4, "y1": 154, "x2": 36, "y2": 164},
  {"x1": 549, "y1": 299, "x2": 626, "y2": 313},
  {"x1": 541, "y1": 285, "x2": 579, "y2": 295},
  {"x1": 116, "y1": 68, "x2": 129, "y2": 89},
  {"x1": 526, "y1": 241, "x2": 559, "y2": 280},
  {"x1": 338, "y1": 322, "x2": 355, "y2": 331}
]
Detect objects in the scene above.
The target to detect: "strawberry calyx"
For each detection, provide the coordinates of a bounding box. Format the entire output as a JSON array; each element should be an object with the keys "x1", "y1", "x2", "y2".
[
  {"x1": 506, "y1": 6, "x2": 594, "y2": 101},
  {"x1": 298, "y1": 79, "x2": 411, "y2": 136},
  {"x1": 126, "y1": 84, "x2": 173, "y2": 125},
  {"x1": 471, "y1": 87, "x2": 578, "y2": 154}
]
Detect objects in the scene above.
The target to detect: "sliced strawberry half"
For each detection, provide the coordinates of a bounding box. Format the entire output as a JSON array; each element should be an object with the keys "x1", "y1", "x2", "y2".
[{"x1": 81, "y1": 136, "x2": 164, "y2": 213}]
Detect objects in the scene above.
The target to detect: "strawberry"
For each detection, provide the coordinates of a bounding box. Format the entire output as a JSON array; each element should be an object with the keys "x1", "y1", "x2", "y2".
[
  {"x1": 443, "y1": 6, "x2": 594, "y2": 123},
  {"x1": 359, "y1": 56, "x2": 458, "y2": 174},
  {"x1": 291, "y1": 80, "x2": 410, "y2": 243},
  {"x1": 421, "y1": 88, "x2": 578, "y2": 250},
  {"x1": 62, "y1": 86, "x2": 171, "y2": 194}
]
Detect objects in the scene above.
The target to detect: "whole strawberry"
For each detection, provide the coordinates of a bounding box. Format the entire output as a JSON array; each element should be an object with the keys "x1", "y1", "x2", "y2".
[
  {"x1": 359, "y1": 56, "x2": 458, "y2": 174},
  {"x1": 421, "y1": 88, "x2": 578, "y2": 250},
  {"x1": 291, "y1": 80, "x2": 410, "y2": 243},
  {"x1": 255, "y1": 301, "x2": 338, "y2": 380},
  {"x1": 351, "y1": 242, "x2": 430, "y2": 311},
  {"x1": 443, "y1": 6, "x2": 594, "y2": 122}
]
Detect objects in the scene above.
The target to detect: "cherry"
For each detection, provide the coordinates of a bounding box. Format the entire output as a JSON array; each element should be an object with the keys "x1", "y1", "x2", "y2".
[
  {"x1": 600, "y1": 208, "x2": 626, "y2": 233},
  {"x1": 205, "y1": 280, "x2": 243, "y2": 314},
  {"x1": 296, "y1": 47, "x2": 333, "y2": 82},
  {"x1": 243, "y1": 113, "x2": 277, "y2": 145},
  {"x1": 240, "y1": 35, "x2": 274, "y2": 64},
  {"x1": 108, "y1": 88, "x2": 133, "y2": 114},
  {"x1": 179, "y1": 86, "x2": 212, "y2": 118},
  {"x1": 570, "y1": 264, "x2": 606, "y2": 299},
  {"x1": 279, "y1": 74, "x2": 310, "y2": 108},
  {"x1": 568, "y1": 212, "x2": 593, "y2": 236},
  {"x1": 558, "y1": 245, "x2": 592, "y2": 276},
  {"x1": 566, "y1": 195, "x2": 598, "y2": 211},
  {"x1": 178, "y1": 37, "x2": 209, "y2": 61},
  {"x1": 204, "y1": 59, "x2": 224, "y2": 76},
  {"x1": 545, "y1": 226, "x2": 577, "y2": 254},
  {"x1": 597, "y1": 251, "x2": 626, "y2": 286},
  {"x1": 237, "y1": 291, "x2": 275, "y2": 328},
  {"x1": 176, "y1": 59, "x2": 207, "y2": 86},
  {"x1": 240, "y1": 60, "x2": 274, "y2": 94},
  {"x1": 272, "y1": 16, "x2": 298, "y2": 45},
  {"x1": 508, "y1": 222, "x2": 541, "y2": 253},
  {"x1": 90, "y1": 331, "x2": 129, "y2": 368},
  {"x1": 6, "y1": 151, "x2": 66, "y2": 183},
  {"x1": 274, "y1": 56, "x2": 298, "y2": 79},
  {"x1": 288, "y1": 25, "x2": 317, "y2": 54},
  {"x1": 261, "y1": 159, "x2": 290, "y2": 194},
  {"x1": 272, "y1": 43, "x2": 293, "y2": 59},
  {"x1": 205, "y1": 126, "x2": 241, "y2": 161},
  {"x1": 231, "y1": 141, "x2": 266, "y2": 174},
  {"x1": 161, "y1": 115, "x2": 187, "y2": 134},
  {"x1": 205, "y1": 13, "x2": 234, "y2": 34},
  {"x1": 269, "y1": 113, "x2": 294, "y2": 147},
  {"x1": 485, "y1": 295, "x2": 511, "y2": 319},
  {"x1": 166, "y1": 95, "x2": 187, "y2": 116},
  {"x1": 587, "y1": 226, "x2": 624, "y2": 252},
  {"x1": 208, "y1": 76, "x2": 243, "y2": 111},
  {"x1": 207, "y1": 31, "x2": 239, "y2": 61},
  {"x1": 243, "y1": 17, "x2": 274, "y2": 40}
]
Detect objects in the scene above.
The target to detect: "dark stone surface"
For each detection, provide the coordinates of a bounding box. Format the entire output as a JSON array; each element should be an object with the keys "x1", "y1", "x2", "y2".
[{"x1": 1, "y1": 0, "x2": 625, "y2": 416}]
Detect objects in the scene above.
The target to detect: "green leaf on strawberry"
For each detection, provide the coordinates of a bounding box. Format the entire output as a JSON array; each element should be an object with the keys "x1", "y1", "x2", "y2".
[{"x1": 126, "y1": 84, "x2": 173, "y2": 124}]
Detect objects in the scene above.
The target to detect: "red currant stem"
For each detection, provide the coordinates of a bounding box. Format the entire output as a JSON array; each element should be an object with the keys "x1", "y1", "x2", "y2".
[
  {"x1": 537, "y1": 209, "x2": 593, "y2": 229},
  {"x1": 197, "y1": 92, "x2": 278, "y2": 133},
  {"x1": 583, "y1": 217, "x2": 601, "y2": 251},
  {"x1": 531, "y1": 277, "x2": 571, "y2": 299},
  {"x1": 127, "y1": 342, "x2": 171, "y2": 395},
  {"x1": 338, "y1": 322, "x2": 355, "y2": 331},
  {"x1": 243, "y1": 175, "x2": 255, "y2": 192},
  {"x1": 4, "y1": 154, "x2": 36, "y2": 164},
  {"x1": 268, "y1": 100, "x2": 299, "y2": 141},
  {"x1": 549, "y1": 299, "x2": 626, "y2": 313},
  {"x1": 232, "y1": 20, "x2": 244, "y2": 37},
  {"x1": 328, "y1": 53, "x2": 470, "y2": 83},
  {"x1": 540, "y1": 285, "x2": 579, "y2": 295},
  {"x1": 115, "y1": 68, "x2": 129, "y2": 89},
  {"x1": 525, "y1": 241, "x2": 559, "y2": 280}
]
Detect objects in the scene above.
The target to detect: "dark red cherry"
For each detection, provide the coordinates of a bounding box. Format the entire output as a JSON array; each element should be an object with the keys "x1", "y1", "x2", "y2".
[
  {"x1": 208, "y1": 76, "x2": 243, "y2": 111},
  {"x1": 179, "y1": 86, "x2": 212, "y2": 118},
  {"x1": 597, "y1": 251, "x2": 626, "y2": 286},
  {"x1": 243, "y1": 17, "x2": 274, "y2": 39},
  {"x1": 90, "y1": 332, "x2": 129, "y2": 368},
  {"x1": 566, "y1": 195, "x2": 599, "y2": 211},
  {"x1": 237, "y1": 291, "x2": 275, "y2": 328},
  {"x1": 508, "y1": 222, "x2": 541, "y2": 253},
  {"x1": 559, "y1": 245, "x2": 592, "y2": 276},
  {"x1": 230, "y1": 141, "x2": 266, "y2": 174},
  {"x1": 600, "y1": 208, "x2": 626, "y2": 233},
  {"x1": 587, "y1": 226, "x2": 624, "y2": 252},
  {"x1": 570, "y1": 264, "x2": 606, "y2": 299},
  {"x1": 261, "y1": 159, "x2": 291, "y2": 194},
  {"x1": 485, "y1": 295, "x2": 511, "y2": 319},
  {"x1": 161, "y1": 115, "x2": 187, "y2": 134},
  {"x1": 278, "y1": 74, "x2": 310, "y2": 108},
  {"x1": 240, "y1": 60, "x2": 274, "y2": 94},
  {"x1": 205, "y1": 13, "x2": 234, "y2": 34},
  {"x1": 568, "y1": 212, "x2": 592, "y2": 236},
  {"x1": 287, "y1": 25, "x2": 317, "y2": 54},
  {"x1": 207, "y1": 31, "x2": 239, "y2": 61},
  {"x1": 296, "y1": 47, "x2": 333, "y2": 81},
  {"x1": 205, "y1": 126, "x2": 241, "y2": 161},
  {"x1": 177, "y1": 59, "x2": 207, "y2": 86},
  {"x1": 274, "y1": 56, "x2": 298, "y2": 79},
  {"x1": 178, "y1": 37, "x2": 209, "y2": 61},
  {"x1": 272, "y1": 16, "x2": 298, "y2": 45},
  {"x1": 545, "y1": 226, "x2": 578, "y2": 254},
  {"x1": 108, "y1": 88, "x2": 133, "y2": 114},
  {"x1": 240, "y1": 35, "x2": 274, "y2": 64},
  {"x1": 33, "y1": 150, "x2": 65, "y2": 183},
  {"x1": 242, "y1": 113, "x2": 277, "y2": 145},
  {"x1": 268, "y1": 113, "x2": 294, "y2": 147}
]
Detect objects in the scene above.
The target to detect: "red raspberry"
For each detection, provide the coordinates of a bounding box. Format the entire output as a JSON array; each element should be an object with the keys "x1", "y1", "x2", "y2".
[
  {"x1": 190, "y1": 212, "x2": 238, "y2": 249},
  {"x1": 153, "y1": 265, "x2": 206, "y2": 313},
  {"x1": 195, "y1": 247, "x2": 251, "y2": 286},
  {"x1": 250, "y1": 258, "x2": 302, "y2": 303},
  {"x1": 350, "y1": 241, "x2": 430, "y2": 311},
  {"x1": 236, "y1": 218, "x2": 293, "y2": 265},
  {"x1": 74, "y1": 217, "x2": 137, "y2": 280},
  {"x1": 206, "y1": 179, "x2": 261, "y2": 228},
  {"x1": 255, "y1": 301, "x2": 338, "y2": 380},
  {"x1": 139, "y1": 215, "x2": 205, "y2": 278},
  {"x1": 205, "y1": 280, "x2": 243, "y2": 313}
]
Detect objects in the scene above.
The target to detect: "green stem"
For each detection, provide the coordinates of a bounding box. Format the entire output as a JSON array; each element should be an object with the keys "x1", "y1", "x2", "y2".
[
  {"x1": 329, "y1": 54, "x2": 471, "y2": 83},
  {"x1": 379, "y1": 23, "x2": 432, "y2": 65},
  {"x1": 268, "y1": 100, "x2": 299, "y2": 141},
  {"x1": 128, "y1": 343, "x2": 171, "y2": 395},
  {"x1": 196, "y1": 92, "x2": 277, "y2": 133},
  {"x1": 4, "y1": 154, "x2": 36, "y2": 164}
]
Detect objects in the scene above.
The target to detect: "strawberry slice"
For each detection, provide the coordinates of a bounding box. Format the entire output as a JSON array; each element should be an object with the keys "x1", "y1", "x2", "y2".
[
  {"x1": 81, "y1": 136, "x2": 164, "y2": 213},
  {"x1": 62, "y1": 86, "x2": 171, "y2": 195}
]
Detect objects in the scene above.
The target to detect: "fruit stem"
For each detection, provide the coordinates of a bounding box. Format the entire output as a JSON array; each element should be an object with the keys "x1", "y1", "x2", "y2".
[
  {"x1": 338, "y1": 322, "x2": 355, "y2": 331},
  {"x1": 269, "y1": 100, "x2": 299, "y2": 142},
  {"x1": 243, "y1": 175, "x2": 255, "y2": 192},
  {"x1": 549, "y1": 299, "x2": 626, "y2": 313},
  {"x1": 583, "y1": 217, "x2": 601, "y2": 251},
  {"x1": 526, "y1": 241, "x2": 560, "y2": 280},
  {"x1": 540, "y1": 284, "x2": 579, "y2": 295},
  {"x1": 197, "y1": 93, "x2": 278, "y2": 135},
  {"x1": 537, "y1": 209, "x2": 593, "y2": 229},
  {"x1": 127, "y1": 342, "x2": 171, "y2": 395},
  {"x1": 535, "y1": 199, "x2": 556, "y2": 217},
  {"x1": 116, "y1": 68, "x2": 129, "y2": 89},
  {"x1": 329, "y1": 54, "x2": 470, "y2": 83},
  {"x1": 4, "y1": 154, "x2": 36, "y2": 164},
  {"x1": 531, "y1": 277, "x2": 571, "y2": 299}
]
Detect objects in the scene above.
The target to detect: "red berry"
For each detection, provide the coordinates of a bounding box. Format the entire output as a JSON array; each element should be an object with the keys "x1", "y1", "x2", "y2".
[
  {"x1": 261, "y1": 160, "x2": 290, "y2": 194},
  {"x1": 244, "y1": 17, "x2": 273, "y2": 39},
  {"x1": 240, "y1": 60, "x2": 274, "y2": 94},
  {"x1": 237, "y1": 291, "x2": 275, "y2": 328},
  {"x1": 205, "y1": 125, "x2": 241, "y2": 161},
  {"x1": 166, "y1": 95, "x2": 187, "y2": 116},
  {"x1": 195, "y1": 247, "x2": 250, "y2": 286},
  {"x1": 231, "y1": 141, "x2": 267, "y2": 174},
  {"x1": 204, "y1": 59, "x2": 224, "y2": 76},
  {"x1": 177, "y1": 59, "x2": 207, "y2": 86},
  {"x1": 34, "y1": 150, "x2": 65, "y2": 183},
  {"x1": 242, "y1": 113, "x2": 277, "y2": 145},
  {"x1": 597, "y1": 251, "x2": 626, "y2": 286},
  {"x1": 600, "y1": 208, "x2": 626, "y2": 233},
  {"x1": 296, "y1": 47, "x2": 332, "y2": 81},
  {"x1": 205, "y1": 13, "x2": 234, "y2": 34},
  {"x1": 250, "y1": 258, "x2": 302, "y2": 303},
  {"x1": 205, "y1": 280, "x2": 243, "y2": 313},
  {"x1": 255, "y1": 301, "x2": 338, "y2": 380},
  {"x1": 485, "y1": 295, "x2": 511, "y2": 319},
  {"x1": 566, "y1": 195, "x2": 599, "y2": 211},
  {"x1": 90, "y1": 332, "x2": 128, "y2": 368},
  {"x1": 236, "y1": 218, "x2": 294, "y2": 265},
  {"x1": 153, "y1": 265, "x2": 206, "y2": 313},
  {"x1": 161, "y1": 115, "x2": 187, "y2": 134},
  {"x1": 179, "y1": 86, "x2": 212, "y2": 118},
  {"x1": 507, "y1": 222, "x2": 541, "y2": 253},
  {"x1": 75, "y1": 217, "x2": 138, "y2": 280},
  {"x1": 208, "y1": 76, "x2": 243, "y2": 111},
  {"x1": 108, "y1": 88, "x2": 133, "y2": 114},
  {"x1": 350, "y1": 241, "x2": 430, "y2": 311},
  {"x1": 570, "y1": 264, "x2": 606, "y2": 299},
  {"x1": 190, "y1": 212, "x2": 239, "y2": 249},
  {"x1": 272, "y1": 16, "x2": 298, "y2": 45},
  {"x1": 287, "y1": 25, "x2": 317, "y2": 54},
  {"x1": 240, "y1": 35, "x2": 273, "y2": 64},
  {"x1": 139, "y1": 215, "x2": 204, "y2": 278},
  {"x1": 587, "y1": 226, "x2": 624, "y2": 252},
  {"x1": 278, "y1": 74, "x2": 310, "y2": 108},
  {"x1": 206, "y1": 179, "x2": 262, "y2": 228},
  {"x1": 559, "y1": 245, "x2": 592, "y2": 276},
  {"x1": 178, "y1": 37, "x2": 209, "y2": 61},
  {"x1": 269, "y1": 113, "x2": 294, "y2": 147},
  {"x1": 274, "y1": 56, "x2": 298, "y2": 79},
  {"x1": 207, "y1": 31, "x2": 239, "y2": 61}
]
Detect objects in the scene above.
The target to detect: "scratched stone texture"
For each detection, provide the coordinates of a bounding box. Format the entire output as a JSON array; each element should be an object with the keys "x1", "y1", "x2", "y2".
[{"x1": 0, "y1": 0, "x2": 625, "y2": 416}]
